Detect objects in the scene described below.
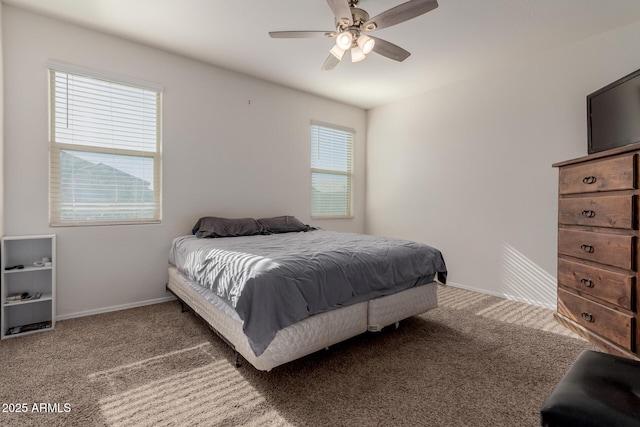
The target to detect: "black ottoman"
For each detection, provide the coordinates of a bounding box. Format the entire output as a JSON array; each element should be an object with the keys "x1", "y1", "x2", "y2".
[{"x1": 540, "y1": 350, "x2": 640, "y2": 427}]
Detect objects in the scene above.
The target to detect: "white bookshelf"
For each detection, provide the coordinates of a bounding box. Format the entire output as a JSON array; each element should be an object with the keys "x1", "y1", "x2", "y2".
[{"x1": 1, "y1": 235, "x2": 56, "y2": 339}]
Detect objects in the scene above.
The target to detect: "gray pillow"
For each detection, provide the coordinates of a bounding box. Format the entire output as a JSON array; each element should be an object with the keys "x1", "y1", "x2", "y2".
[
  {"x1": 257, "y1": 216, "x2": 311, "y2": 234},
  {"x1": 192, "y1": 216, "x2": 266, "y2": 238}
]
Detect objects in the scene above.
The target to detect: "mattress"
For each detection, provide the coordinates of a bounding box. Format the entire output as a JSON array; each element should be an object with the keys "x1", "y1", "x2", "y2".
[
  {"x1": 169, "y1": 230, "x2": 447, "y2": 356},
  {"x1": 168, "y1": 266, "x2": 438, "y2": 371},
  {"x1": 168, "y1": 266, "x2": 368, "y2": 371}
]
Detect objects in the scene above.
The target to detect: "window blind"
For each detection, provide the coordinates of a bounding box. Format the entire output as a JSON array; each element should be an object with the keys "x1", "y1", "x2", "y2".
[
  {"x1": 49, "y1": 66, "x2": 162, "y2": 226},
  {"x1": 311, "y1": 122, "x2": 354, "y2": 218}
]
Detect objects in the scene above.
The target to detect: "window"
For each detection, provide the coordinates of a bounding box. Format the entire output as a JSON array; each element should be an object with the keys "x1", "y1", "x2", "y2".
[
  {"x1": 48, "y1": 62, "x2": 162, "y2": 226},
  {"x1": 310, "y1": 121, "x2": 354, "y2": 218}
]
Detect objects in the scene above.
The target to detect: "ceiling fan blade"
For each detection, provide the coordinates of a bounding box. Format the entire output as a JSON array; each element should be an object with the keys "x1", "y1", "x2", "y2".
[
  {"x1": 322, "y1": 54, "x2": 341, "y2": 71},
  {"x1": 364, "y1": 0, "x2": 438, "y2": 31},
  {"x1": 269, "y1": 31, "x2": 336, "y2": 39},
  {"x1": 369, "y1": 36, "x2": 411, "y2": 62},
  {"x1": 326, "y1": 0, "x2": 353, "y2": 26}
]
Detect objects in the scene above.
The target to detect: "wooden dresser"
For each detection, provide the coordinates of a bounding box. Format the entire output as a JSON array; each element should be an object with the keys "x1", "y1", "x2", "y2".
[{"x1": 553, "y1": 142, "x2": 640, "y2": 360}]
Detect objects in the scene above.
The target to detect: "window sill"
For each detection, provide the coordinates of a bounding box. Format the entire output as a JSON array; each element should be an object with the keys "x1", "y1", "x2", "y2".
[
  {"x1": 50, "y1": 219, "x2": 161, "y2": 227},
  {"x1": 311, "y1": 215, "x2": 354, "y2": 220}
]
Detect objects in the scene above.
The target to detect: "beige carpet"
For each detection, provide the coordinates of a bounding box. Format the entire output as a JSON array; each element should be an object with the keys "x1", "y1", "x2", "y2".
[{"x1": 0, "y1": 285, "x2": 595, "y2": 427}]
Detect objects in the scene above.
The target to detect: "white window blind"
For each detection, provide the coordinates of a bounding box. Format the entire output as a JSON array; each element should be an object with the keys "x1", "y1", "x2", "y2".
[
  {"x1": 311, "y1": 122, "x2": 354, "y2": 218},
  {"x1": 49, "y1": 64, "x2": 162, "y2": 226}
]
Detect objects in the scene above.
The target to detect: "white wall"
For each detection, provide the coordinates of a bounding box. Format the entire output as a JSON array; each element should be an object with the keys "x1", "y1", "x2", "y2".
[
  {"x1": 3, "y1": 6, "x2": 366, "y2": 318},
  {"x1": 0, "y1": 2, "x2": 4, "y2": 237},
  {"x1": 366, "y1": 20, "x2": 640, "y2": 308}
]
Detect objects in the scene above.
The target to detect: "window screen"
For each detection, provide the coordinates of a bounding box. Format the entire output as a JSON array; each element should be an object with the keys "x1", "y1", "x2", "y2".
[
  {"x1": 49, "y1": 63, "x2": 162, "y2": 226},
  {"x1": 311, "y1": 122, "x2": 354, "y2": 218}
]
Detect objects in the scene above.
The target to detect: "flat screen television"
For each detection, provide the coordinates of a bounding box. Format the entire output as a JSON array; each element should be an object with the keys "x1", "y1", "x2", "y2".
[{"x1": 588, "y1": 67, "x2": 640, "y2": 154}]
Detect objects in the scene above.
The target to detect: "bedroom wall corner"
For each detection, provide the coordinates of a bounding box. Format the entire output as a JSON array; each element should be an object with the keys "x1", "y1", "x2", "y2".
[
  {"x1": 365, "y1": 18, "x2": 640, "y2": 309},
  {"x1": 2, "y1": 6, "x2": 365, "y2": 319}
]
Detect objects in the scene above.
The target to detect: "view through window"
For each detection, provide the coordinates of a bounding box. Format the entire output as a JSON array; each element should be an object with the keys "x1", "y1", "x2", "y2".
[
  {"x1": 310, "y1": 122, "x2": 354, "y2": 218},
  {"x1": 49, "y1": 64, "x2": 162, "y2": 226}
]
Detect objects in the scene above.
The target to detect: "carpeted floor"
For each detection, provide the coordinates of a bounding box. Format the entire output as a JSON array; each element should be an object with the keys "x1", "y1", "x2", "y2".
[{"x1": 0, "y1": 285, "x2": 595, "y2": 427}]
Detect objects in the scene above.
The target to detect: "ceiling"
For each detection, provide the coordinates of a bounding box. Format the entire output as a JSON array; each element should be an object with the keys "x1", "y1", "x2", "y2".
[{"x1": 4, "y1": 0, "x2": 640, "y2": 109}]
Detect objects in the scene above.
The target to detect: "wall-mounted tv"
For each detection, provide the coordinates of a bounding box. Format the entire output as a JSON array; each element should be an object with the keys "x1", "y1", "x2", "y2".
[{"x1": 588, "y1": 67, "x2": 640, "y2": 154}]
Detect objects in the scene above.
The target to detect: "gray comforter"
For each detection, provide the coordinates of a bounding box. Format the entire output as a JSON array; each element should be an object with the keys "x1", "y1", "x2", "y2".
[{"x1": 169, "y1": 230, "x2": 447, "y2": 356}]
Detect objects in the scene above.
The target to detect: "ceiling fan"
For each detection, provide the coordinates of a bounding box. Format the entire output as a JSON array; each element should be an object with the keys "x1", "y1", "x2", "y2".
[{"x1": 269, "y1": 0, "x2": 439, "y2": 70}]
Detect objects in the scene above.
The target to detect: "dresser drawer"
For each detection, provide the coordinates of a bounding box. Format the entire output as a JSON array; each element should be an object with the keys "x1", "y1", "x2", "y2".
[
  {"x1": 557, "y1": 258, "x2": 634, "y2": 310},
  {"x1": 559, "y1": 154, "x2": 636, "y2": 195},
  {"x1": 558, "y1": 195, "x2": 634, "y2": 229},
  {"x1": 557, "y1": 289, "x2": 634, "y2": 351},
  {"x1": 558, "y1": 229, "x2": 634, "y2": 270}
]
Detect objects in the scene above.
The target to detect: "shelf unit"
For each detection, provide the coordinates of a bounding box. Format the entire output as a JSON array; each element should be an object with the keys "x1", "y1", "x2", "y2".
[{"x1": 1, "y1": 235, "x2": 56, "y2": 339}]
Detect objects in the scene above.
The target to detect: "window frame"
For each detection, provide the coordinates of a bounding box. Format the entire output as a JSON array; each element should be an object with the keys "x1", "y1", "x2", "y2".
[
  {"x1": 310, "y1": 120, "x2": 355, "y2": 219},
  {"x1": 48, "y1": 61, "x2": 163, "y2": 227}
]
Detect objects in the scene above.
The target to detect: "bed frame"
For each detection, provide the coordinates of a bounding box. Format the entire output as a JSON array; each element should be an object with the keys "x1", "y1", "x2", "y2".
[{"x1": 168, "y1": 266, "x2": 438, "y2": 371}]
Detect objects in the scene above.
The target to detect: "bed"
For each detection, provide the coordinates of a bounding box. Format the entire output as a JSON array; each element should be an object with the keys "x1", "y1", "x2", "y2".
[{"x1": 167, "y1": 216, "x2": 447, "y2": 371}]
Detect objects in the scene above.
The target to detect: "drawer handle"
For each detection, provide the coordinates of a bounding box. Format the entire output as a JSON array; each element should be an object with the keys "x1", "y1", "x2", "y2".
[
  {"x1": 580, "y1": 278, "x2": 594, "y2": 288},
  {"x1": 581, "y1": 312, "x2": 594, "y2": 322},
  {"x1": 581, "y1": 210, "x2": 596, "y2": 218},
  {"x1": 582, "y1": 176, "x2": 597, "y2": 184},
  {"x1": 580, "y1": 244, "x2": 594, "y2": 253}
]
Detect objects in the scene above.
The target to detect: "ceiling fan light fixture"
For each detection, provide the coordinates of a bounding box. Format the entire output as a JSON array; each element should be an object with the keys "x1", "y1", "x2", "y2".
[
  {"x1": 270, "y1": 0, "x2": 440, "y2": 70},
  {"x1": 357, "y1": 35, "x2": 375, "y2": 54},
  {"x1": 335, "y1": 31, "x2": 353, "y2": 50},
  {"x1": 351, "y1": 45, "x2": 366, "y2": 63},
  {"x1": 329, "y1": 44, "x2": 346, "y2": 60}
]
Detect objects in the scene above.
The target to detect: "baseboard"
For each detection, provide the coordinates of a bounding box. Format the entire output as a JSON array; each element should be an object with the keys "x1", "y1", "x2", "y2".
[
  {"x1": 446, "y1": 281, "x2": 555, "y2": 310},
  {"x1": 56, "y1": 282, "x2": 554, "y2": 321},
  {"x1": 56, "y1": 295, "x2": 177, "y2": 321}
]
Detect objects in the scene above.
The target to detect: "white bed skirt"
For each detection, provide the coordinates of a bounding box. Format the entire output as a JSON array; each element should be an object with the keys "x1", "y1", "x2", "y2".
[{"x1": 167, "y1": 266, "x2": 438, "y2": 371}]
